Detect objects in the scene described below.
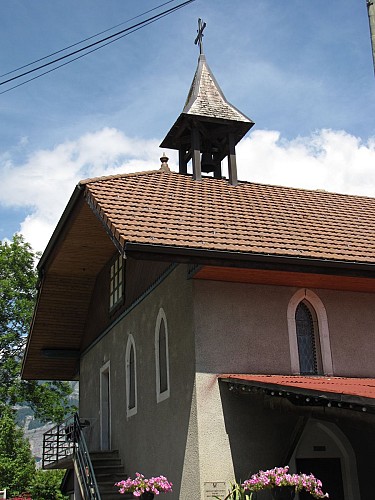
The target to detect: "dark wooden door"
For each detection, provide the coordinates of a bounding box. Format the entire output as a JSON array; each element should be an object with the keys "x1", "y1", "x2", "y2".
[{"x1": 296, "y1": 458, "x2": 344, "y2": 500}]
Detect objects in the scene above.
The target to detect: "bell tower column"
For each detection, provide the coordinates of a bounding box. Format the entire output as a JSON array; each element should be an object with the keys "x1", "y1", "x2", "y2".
[
  {"x1": 191, "y1": 128, "x2": 202, "y2": 181},
  {"x1": 228, "y1": 133, "x2": 238, "y2": 186}
]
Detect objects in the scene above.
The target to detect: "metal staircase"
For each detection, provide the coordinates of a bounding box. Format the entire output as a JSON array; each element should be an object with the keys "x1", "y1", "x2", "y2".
[{"x1": 43, "y1": 414, "x2": 126, "y2": 499}]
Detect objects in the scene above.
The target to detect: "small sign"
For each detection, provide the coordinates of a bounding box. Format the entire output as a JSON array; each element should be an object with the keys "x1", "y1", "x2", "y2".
[{"x1": 204, "y1": 481, "x2": 227, "y2": 499}]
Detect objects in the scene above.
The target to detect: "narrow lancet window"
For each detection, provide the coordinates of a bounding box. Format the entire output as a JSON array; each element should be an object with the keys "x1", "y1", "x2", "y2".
[
  {"x1": 295, "y1": 301, "x2": 322, "y2": 375},
  {"x1": 126, "y1": 335, "x2": 137, "y2": 417},
  {"x1": 159, "y1": 319, "x2": 168, "y2": 394},
  {"x1": 155, "y1": 309, "x2": 170, "y2": 402}
]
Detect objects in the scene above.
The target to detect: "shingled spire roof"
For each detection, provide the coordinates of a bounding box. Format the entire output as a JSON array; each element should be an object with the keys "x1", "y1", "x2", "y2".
[
  {"x1": 182, "y1": 54, "x2": 253, "y2": 124},
  {"x1": 160, "y1": 42, "x2": 254, "y2": 184}
]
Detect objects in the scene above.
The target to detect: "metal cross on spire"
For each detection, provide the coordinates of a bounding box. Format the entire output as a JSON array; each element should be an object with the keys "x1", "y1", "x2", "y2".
[{"x1": 194, "y1": 18, "x2": 207, "y2": 55}]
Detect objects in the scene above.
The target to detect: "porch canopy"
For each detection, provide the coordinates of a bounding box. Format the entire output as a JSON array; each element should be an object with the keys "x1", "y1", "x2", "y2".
[{"x1": 219, "y1": 374, "x2": 375, "y2": 413}]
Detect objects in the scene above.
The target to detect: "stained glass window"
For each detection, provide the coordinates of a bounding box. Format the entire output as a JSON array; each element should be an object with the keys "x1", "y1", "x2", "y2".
[{"x1": 296, "y1": 301, "x2": 321, "y2": 375}]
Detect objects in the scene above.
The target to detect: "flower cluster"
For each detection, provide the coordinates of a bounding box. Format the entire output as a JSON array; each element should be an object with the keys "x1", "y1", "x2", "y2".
[
  {"x1": 116, "y1": 473, "x2": 173, "y2": 497},
  {"x1": 242, "y1": 466, "x2": 328, "y2": 499}
]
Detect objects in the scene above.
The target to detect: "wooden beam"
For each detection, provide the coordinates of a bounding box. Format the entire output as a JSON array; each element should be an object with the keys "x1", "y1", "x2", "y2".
[
  {"x1": 179, "y1": 149, "x2": 188, "y2": 174},
  {"x1": 191, "y1": 128, "x2": 202, "y2": 180},
  {"x1": 228, "y1": 133, "x2": 238, "y2": 186}
]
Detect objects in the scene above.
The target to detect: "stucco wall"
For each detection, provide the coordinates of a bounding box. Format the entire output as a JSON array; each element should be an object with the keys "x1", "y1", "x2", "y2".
[
  {"x1": 316, "y1": 289, "x2": 375, "y2": 377},
  {"x1": 79, "y1": 264, "x2": 199, "y2": 499},
  {"x1": 191, "y1": 280, "x2": 375, "y2": 497},
  {"x1": 193, "y1": 280, "x2": 293, "y2": 375},
  {"x1": 79, "y1": 274, "x2": 375, "y2": 499},
  {"x1": 193, "y1": 280, "x2": 375, "y2": 377}
]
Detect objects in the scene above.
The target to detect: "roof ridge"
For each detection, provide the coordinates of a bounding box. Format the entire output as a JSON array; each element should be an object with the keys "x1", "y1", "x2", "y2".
[
  {"x1": 236, "y1": 178, "x2": 375, "y2": 201},
  {"x1": 81, "y1": 167, "x2": 375, "y2": 201},
  {"x1": 79, "y1": 167, "x2": 168, "y2": 186}
]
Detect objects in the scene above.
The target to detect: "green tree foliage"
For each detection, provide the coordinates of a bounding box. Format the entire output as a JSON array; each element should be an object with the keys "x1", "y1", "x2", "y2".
[
  {"x1": 0, "y1": 234, "x2": 73, "y2": 422},
  {"x1": 29, "y1": 469, "x2": 68, "y2": 500},
  {"x1": 0, "y1": 407, "x2": 35, "y2": 497}
]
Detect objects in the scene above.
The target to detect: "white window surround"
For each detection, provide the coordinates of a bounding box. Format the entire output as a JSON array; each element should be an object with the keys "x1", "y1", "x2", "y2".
[
  {"x1": 287, "y1": 289, "x2": 333, "y2": 376},
  {"x1": 99, "y1": 360, "x2": 111, "y2": 451},
  {"x1": 125, "y1": 334, "x2": 137, "y2": 418},
  {"x1": 155, "y1": 308, "x2": 170, "y2": 403}
]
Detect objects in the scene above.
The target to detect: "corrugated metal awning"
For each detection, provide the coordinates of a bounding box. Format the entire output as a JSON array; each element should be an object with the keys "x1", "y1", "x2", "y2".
[{"x1": 219, "y1": 374, "x2": 375, "y2": 412}]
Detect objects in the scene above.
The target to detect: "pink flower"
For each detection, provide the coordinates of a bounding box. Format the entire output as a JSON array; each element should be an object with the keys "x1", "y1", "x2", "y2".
[
  {"x1": 242, "y1": 466, "x2": 328, "y2": 499},
  {"x1": 115, "y1": 473, "x2": 173, "y2": 496}
]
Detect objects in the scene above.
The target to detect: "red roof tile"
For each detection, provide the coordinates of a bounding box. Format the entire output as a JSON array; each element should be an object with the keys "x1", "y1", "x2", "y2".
[
  {"x1": 81, "y1": 168, "x2": 375, "y2": 264},
  {"x1": 220, "y1": 374, "x2": 375, "y2": 400}
]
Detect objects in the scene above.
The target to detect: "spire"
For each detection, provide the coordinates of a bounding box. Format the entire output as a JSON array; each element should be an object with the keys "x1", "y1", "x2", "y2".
[
  {"x1": 182, "y1": 54, "x2": 252, "y2": 124},
  {"x1": 160, "y1": 19, "x2": 254, "y2": 186}
]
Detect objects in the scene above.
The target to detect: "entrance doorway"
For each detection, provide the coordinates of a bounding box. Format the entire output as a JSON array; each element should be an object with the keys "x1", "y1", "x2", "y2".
[
  {"x1": 291, "y1": 419, "x2": 360, "y2": 500},
  {"x1": 100, "y1": 361, "x2": 111, "y2": 451},
  {"x1": 296, "y1": 458, "x2": 344, "y2": 500}
]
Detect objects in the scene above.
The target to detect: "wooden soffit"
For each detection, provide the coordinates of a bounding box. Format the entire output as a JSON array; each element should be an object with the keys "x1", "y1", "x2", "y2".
[
  {"x1": 22, "y1": 197, "x2": 116, "y2": 380},
  {"x1": 193, "y1": 266, "x2": 375, "y2": 293}
]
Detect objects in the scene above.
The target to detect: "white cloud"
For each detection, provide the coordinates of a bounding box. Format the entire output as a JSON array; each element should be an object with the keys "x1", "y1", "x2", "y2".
[
  {"x1": 0, "y1": 127, "x2": 374, "y2": 252},
  {"x1": 0, "y1": 128, "x2": 173, "y2": 251},
  {"x1": 237, "y1": 129, "x2": 375, "y2": 196}
]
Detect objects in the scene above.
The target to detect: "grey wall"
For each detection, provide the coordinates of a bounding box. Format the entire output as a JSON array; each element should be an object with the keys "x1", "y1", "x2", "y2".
[
  {"x1": 79, "y1": 274, "x2": 375, "y2": 499},
  {"x1": 191, "y1": 280, "x2": 375, "y2": 497},
  {"x1": 80, "y1": 265, "x2": 199, "y2": 499}
]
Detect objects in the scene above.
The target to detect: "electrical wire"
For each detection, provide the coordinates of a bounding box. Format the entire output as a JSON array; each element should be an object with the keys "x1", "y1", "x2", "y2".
[
  {"x1": 0, "y1": 0, "x2": 179, "y2": 79},
  {"x1": 0, "y1": 0, "x2": 194, "y2": 87},
  {"x1": 0, "y1": 0, "x2": 196, "y2": 94}
]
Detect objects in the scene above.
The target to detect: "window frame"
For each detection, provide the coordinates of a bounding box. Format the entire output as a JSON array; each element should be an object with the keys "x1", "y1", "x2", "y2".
[
  {"x1": 155, "y1": 308, "x2": 170, "y2": 403},
  {"x1": 109, "y1": 254, "x2": 125, "y2": 311},
  {"x1": 125, "y1": 334, "x2": 137, "y2": 418},
  {"x1": 287, "y1": 289, "x2": 333, "y2": 376}
]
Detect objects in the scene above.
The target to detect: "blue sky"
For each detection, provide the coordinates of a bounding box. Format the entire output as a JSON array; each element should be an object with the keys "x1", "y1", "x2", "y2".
[{"x1": 1, "y1": 0, "x2": 375, "y2": 251}]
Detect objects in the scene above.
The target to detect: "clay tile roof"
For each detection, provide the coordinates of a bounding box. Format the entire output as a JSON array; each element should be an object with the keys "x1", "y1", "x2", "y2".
[
  {"x1": 81, "y1": 168, "x2": 375, "y2": 264},
  {"x1": 183, "y1": 55, "x2": 253, "y2": 123},
  {"x1": 220, "y1": 374, "x2": 375, "y2": 402}
]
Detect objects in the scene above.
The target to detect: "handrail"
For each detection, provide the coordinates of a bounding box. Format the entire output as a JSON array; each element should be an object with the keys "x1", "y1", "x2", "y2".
[
  {"x1": 42, "y1": 413, "x2": 101, "y2": 499},
  {"x1": 42, "y1": 414, "x2": 75, "y2": 468},
  {"x1": 73, "y1": 413, "x2": 101, "y2": 500}
]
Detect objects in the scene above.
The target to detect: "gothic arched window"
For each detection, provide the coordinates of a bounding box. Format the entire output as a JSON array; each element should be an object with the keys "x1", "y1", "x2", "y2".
[
  {"x1": 125, "y1": 335, "x2": 137, "y2": 417},
  {"x1": 288, "y1": 289, "x2": 333, "y2": 376},
  {"x1": 295, "y1": 301, "x2": 322, "y2": 375},
  {"x1": 155, "y1": 308, "x2": 170, "y2": 403}
]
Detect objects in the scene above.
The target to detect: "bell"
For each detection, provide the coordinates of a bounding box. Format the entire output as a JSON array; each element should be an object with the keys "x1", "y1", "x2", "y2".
[{"x1": 201, "y1": 152, "x2": 215, "y2": 173}]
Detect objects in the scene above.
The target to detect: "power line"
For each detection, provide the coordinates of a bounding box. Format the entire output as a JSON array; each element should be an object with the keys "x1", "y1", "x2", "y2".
[
  {"x1": 0, "y1": 0, "x2": 194, "y2": 87},
  {"x1": 0, "y1": 0, "x2": 196, "y2": 93},
  {"x1": 0, "y1": 0, "x2": 179, "y2": 79}
]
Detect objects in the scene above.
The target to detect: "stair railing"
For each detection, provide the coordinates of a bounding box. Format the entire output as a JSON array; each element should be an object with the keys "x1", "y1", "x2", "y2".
[
  {"x1": 42, "y1": 414, "x2": 75, "y2": 468},
  {"x1": 73, "y1": 413, "x2": 101, "y2": 500},
  {"x1": 42, "y1": 413, "x2": 101, "y2": 499}
]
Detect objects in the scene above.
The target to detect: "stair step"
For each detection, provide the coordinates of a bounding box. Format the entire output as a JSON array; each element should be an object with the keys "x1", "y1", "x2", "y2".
[
  {"x1": 94, "y1": 464, "x2": 125, "y2": 472},
  {"x1": 92, "y1": 457, "x2": 122, "y2": 467},
  {"x1": 87, "y1": 449, "x2": 128, "y2": 498},
  {"x1": 101, "y1": 495, "x2": 132, "y2": 500},
  {"x1": 90, "y1": 451, "x2": 119, "y2": 459}
]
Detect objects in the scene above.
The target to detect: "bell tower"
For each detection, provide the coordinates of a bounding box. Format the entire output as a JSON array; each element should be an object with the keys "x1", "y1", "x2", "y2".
[{"x1": 160, "y1": 19, "x2": 254, "y2": 186}]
